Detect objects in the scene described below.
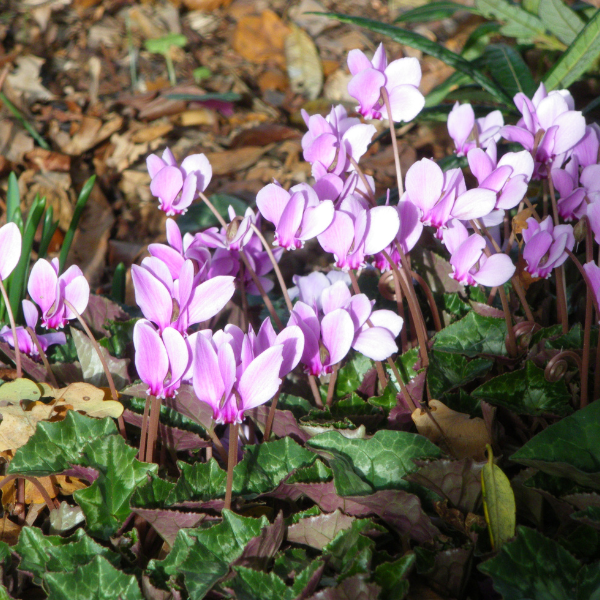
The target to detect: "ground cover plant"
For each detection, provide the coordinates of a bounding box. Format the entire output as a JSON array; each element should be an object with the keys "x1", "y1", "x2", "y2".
[{"x1": 2, "y1": 0, "x2": 600, "y2": 598}]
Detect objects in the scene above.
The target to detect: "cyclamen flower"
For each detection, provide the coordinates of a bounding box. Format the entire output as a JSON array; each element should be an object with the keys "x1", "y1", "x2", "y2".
[
  {"x1": 522, "y1": 216, "x2": 575, "y2": 279},
  {"x1": 131, "y1": 258, "x2": 235, "y2": 334},
  {"x1": 256, "y1": 182, "x2": 335, "y2": 250},
  {"x1": 444, "y1": 220, "x2": 515, "y2": 287},
  {"x1": 147, "y1": 148, "x2": 212, "y2": 216},
  {"x1": 448, "y1": 102, "x2": 503, "y2": 156},
  {"x1": 194, "y1": 206, "x2": 255, "y2": 252},
  {"x1": 318, "y1": 196, "x2": 400, "y2": 271},
  {"x1": 467, "y1": 141, "x2": 534, "y2": 211},
  {"x1": 372, "y1": 199, "x2": 423, "y2": 271},
  {"x1": 192, "y1": 331, "x2": 285, "y2": 424},
  {"x1": 28, "y1": 258, "x2": 90, "y2": 329},
  {"x1": 0, "y1": 300, "x2": 66, "y2": 357},
  {"x1": 134, "y1": 320, "x2": 189, "y2": 398},
  {"x1": 552, "y1": 157, "x2": 587, "y2": 221},
  {"x1": 0, "y1": 222, "x2": 22, "y2": 281},
  {"x1": 289, "y1": 280, "x2": 403, "y2": 376},
  {"x1": 501, "y1": 83, "x2": 586, "y2": 176},
  {"x1": 583, "y1": 262, "x2": 600, "y2": 320},
  {"x1": 572, "y1": 124, "x2": 600, "y2": 168},
  {"x1": 347, "y1": 43, "x2": 425, "y2": 122},
  {"x1": 288, "y1": 270, "x2": 352, "y2": 311},
  {"x1": 301, "y1": 105, "x2": 376, "y2": 178}
]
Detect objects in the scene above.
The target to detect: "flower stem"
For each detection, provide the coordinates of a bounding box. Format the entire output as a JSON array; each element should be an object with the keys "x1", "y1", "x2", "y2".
[
  {"x1": 223, "y1": 422, "x2": 239, "y2": 511},
  {"x1": 239, "y1": 260, "x2": 248, "y2": 332},
  {"x1": 26, "y1": 326, "x2": 58, "y2": 388},
  {"x1": 0, "y1": 279, "x2": 21, "y2": 378},
  {"x1": 250, "y1": 224, "x2": 293, "y2": 312},
  {"x1": 411, "y1": 271, "x2": 442, "y2": 332},
  {"x1": 239, "y1": 250, "x2": 283, "y2": 330},
  {"x1": 380, "y1": 86, "x2": 404, "y2": 196},
  {"x1": 326, "y1": 364, "x2": 339, "y2": 407},
  {"x1": 386, "y1": 356, "x2": 417, "y2": 412},
  {"x1": 199, "y1": 192, "x2": 228, "y2": 228},
  {"x1": 308, "y1": 374, "x2": 324, "y2": 408},
  {"x1": 581, "y1": 217, "x2": 593, "y2": 408},
  {"x1": 145, "y1": 394, "x2": 162, "y2": 463},
  {"x1": 63, "y1": 299, "x2": 126, "y2": 438},
  {"x1": 263, "y1": 392, "x2": 280, "y2": 441},
  {"x1": 138, "y1": 396, "x2": 151, "y2": 460}
]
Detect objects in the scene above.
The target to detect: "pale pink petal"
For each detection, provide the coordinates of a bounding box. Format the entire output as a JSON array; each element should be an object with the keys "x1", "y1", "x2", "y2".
[
  {"x1": 321, "y1": 308, "x2": 354, "y2": 367},
  {"x1": 313, "y1": 174, "x2": 343, "y2": 201},
  {"x1": 536, "y1": 94, "x2": 569, "y2": 130},
  {"x1": 371, "y1": 43, "x2": 388, "y2": 71},
  {"x1": 277, "y1": 192, "x2": 305, "y2": 248},
  {"x1": 347, "y1": 49, "x2": 372, "y2": 75},
  {"x1": 134, "y1": 320, "x2": 168, "y2": 397},
  {"x1": 321, "y1": 280, "x2": 352, "y2": 314},
  {"x1": 304, "y1": 133, "x2": 337, "y2": 166},
  {"x1": 346, "y1": 294, "x2": 372, "y2": 330},
  {"x1": 131, "y1": 265, "x2": 173, "y2": 332},
  {"x1": 450, "y1": 234, "x2": 486, "y2": 279},
  {"x1": 218, "y1": 342, "x2": 236, "y2": 400},
  {"x1": 449, "y1": 103, "x2": 475, "y2": 152},
  {"x1": 523, "y1": 231, "x2": 553, "y2": 271},
  {"x1": 383, "y1": 85, "x2": 425, "y2": 123},
  {"x1": 162, "y1": 147, "x2": 177, "y2": 166},
  {"x1": 348, "y1": 69, "x2": 385, "y2": 111},
  {"x1": 256, "y1": 183, "x2": 290, "y2": 227},
  {"x1": 443, "y1": 219, "x2": 469, "y2": 256},
  {"x1": 363, "y1": 206, "x2": 400, "y2": 255},
  {"x1": 274, "y1": 325, "x2": 305, "y2": 376},
  {"x1": 451, "y1": 188, "x2": 497, "y2": 221},
  {"x1": 385, "y1": 56, "x2": 421, "y2": 87},
  {"x1": 238, "y1": 345, "x2": 284, "y2": 411},
  {"x1": 163, "y1": 326, "x2": 190, "y2": 386},
  {"x1": 22, "y1": 299, "x2": 39, "y2": 329},
  {"x1": 171, "y1": 173, "x2": 197, "y2": 213},
  {"x1": 467, "y1": 148, "x2": 494, "y2": 184},
  {"x1": 186, "y1": 275, "x2": 235, "y2": 326},
  {"x1": 193, "y1": 333, "x2": 224, "y2": 409},
  {"x1": 0, "y1": 223, "x2": 21, "y2": 281},
  {"x1": 181, "y1": 153, "x2": 212, "y2": 192},
  {"x1": 299, "y1": 200, "x2": 335, "y2": 241},
  {"x1": 148, "y1": 244, "x2": 185, "y2": 279},
  {"x1": 146, "y1": 154, "x2": 166, "y2": 179},
  {"x1": 317, "y1": 211, "x2": 355, "y2": 261},
  {"x1": 353, "y1": 326, "x2": 397, "y2": 361},
  {"x1": 342, "y1": 123, "x2": 377, "y2": 163},
  {"x1": 166, "y1": 218, "x2": 183, "y2": 252},
  {"x1": 405, "y1": 158, "x2": 444, "y2": 212},
  {"x1": 28, "y1": 259, "x2": 58, "y2": 314},
  {"x1": 552, "y1": 111, "x2": 587, "y2": 155},
  {"x1": 150, "y1": 166, "x2": 183, "y2": 207},
  {"x1": 369, "y1": 309, "x2": 403, "y2": 337},
  {"x1": 472, "y1": 254, "x2": 515, "y2": 287},
  {"x1": 500, "y1": 126, "x2": 534, "y2": 150},
  {"x1": 62, "y1": 276, "x2": 90, "y2": 318}
]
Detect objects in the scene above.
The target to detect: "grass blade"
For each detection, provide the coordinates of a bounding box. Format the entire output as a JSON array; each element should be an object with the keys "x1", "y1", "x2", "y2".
[
  {"x1": 538, "y1": 0, "x2": 585, "y2": 45},
  {"x1": 38, "y1": 206, "x2": 59, "y2": 260},
  {"x1": 59, "y1": 175, "x2": 96, "y2": 273},
  {"x1": 394, "y1": 1, "x2": 476, "y2": 22},
  {"x1": 111, "y1": 263, "x2": 126, "y2": 304},
  {"x1": 0, "y1": 92, "x2": 50, "y2": 150}
]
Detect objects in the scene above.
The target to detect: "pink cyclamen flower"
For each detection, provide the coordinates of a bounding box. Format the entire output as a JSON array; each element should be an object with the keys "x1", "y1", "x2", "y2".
[
  {"x1": 372, "y1": 198, "x2": 423, "y2": 271},
  {"x1": 448, "y1": 102, "x2": 504, "y2": 156},
  {"x1": 0, "y1": 299, "x2": 66, "y2": 357},
  {"x1": 256, "y1": 182, "x2": 335, "y2": 250},
  {"x1": 404, "y1": 158, "x2": 485, "y2": 234},
  {"x1": 467, "y1": 141, "x2": 533, "y2": 212},
  {"x1": 347, "y1": 43, "x2": 424, "y2": 122},
  {"x1": 288, "y1": 270, "x2": 351, "y2": 312},
  {"x1": 134, "y1": 320, "x2": 190, "y2": 398},
  {"x1": 147, "y1": 147, "x2": 212, "y2": 216},
  {"x1": 131, "y1": 258, "x2": 235, "y2": 334},
  {"x1": 194, "y1": 206, "x2": 255, "y2": 252},
  {"x1": 289, "y1": 280, "x2": 403, "y2": 376},
  {"x1": 192, "y1": 330, "x2": 285, "y2": 424},
  {"x1": 0, "y1": 222, "x2": 22, "y2": 281},
  {"x1": 443, "y1": 219, "x2": 515, "y2": 287},
  {"x1": 318, "y1": 196, "x2": 400, "y2": 271},
  {"x1": 572, "y1": 124, "x2": 600, "y2": 168},
  {"x1": 501, "y1": 83, "x2": 586, "y2": 176},
  {"x1": 552, "y1": 157, "x2": 587, "y2": 221},
  {"x1": 301, "y1": 105, "x2": 376, "y2": 178},
  {"x1": 28, "y1": 258, "x2": 90, "y2": 329},
  {"x1": 522, "y1": 216, "x2": 574, "y2": 279}
]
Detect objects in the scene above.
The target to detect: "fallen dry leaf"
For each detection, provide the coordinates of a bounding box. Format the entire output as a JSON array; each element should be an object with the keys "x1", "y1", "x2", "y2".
[
  {"x1": 0, "y1": 516, "x2": 21, "y2": 545},
  {"x1": 0, "y1": 400, "x2": 55, "y2": 453},
  {"x1": 25, "y1": 148, "x2": 71, "y2": 172},
  {"x1": 0, "y1": 475, "x2": 58, "y2": 508},
  {"x1": 513, "y1": 207, "x2": 535, "y2": 237},
  {"x1": 49, "y1": 382, "x2": 123, "y2": 419},
  {"x1": 50, "y1": 115, "x2": 123, "y2": 156},
  {"x1": 183, "y1": 0, "x2": 232, "y2": 8},
  {"x1": 0, "y1": 120, "x2": 35, "y2": 163},
  {"x1": 412, "y1": 400, "x2": 490, "y2": 460},
  {"x1": 285, "y1": 24, "x2": 323, "y2": 100},
  {"x1": 205, "y1": 145, "x2": 274, "y2": 175},
  {"x1": 6, "y1": 55, "x2": 55, "y2": 102},
  {"x1": 232, "y1": 10, "x2": 290, "y2": 66}
]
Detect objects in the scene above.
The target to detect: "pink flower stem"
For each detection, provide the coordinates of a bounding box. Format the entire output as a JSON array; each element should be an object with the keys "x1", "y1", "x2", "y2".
[
  {"x1": 349, "y1": 270, "x2": 388, "y2": 389},
  {"x1": 326, "y1": 364, "x2": 339, "y2": 407},
  {"x1": 469, "y1": 221, "x2": 517, "y2": 357},
  {"x1": 380, "y1": 86, "x2": 405, "y2": 197},
  {"x1": 138, "y1": 396, "x2": 151, "y2": 461},
  {"x1": 249, "y1": 223, "x2": 293, "y2": 312},
  {"x1": 546, "y1": 178, "x2": 569, "y2": 334},
  {"x1": 386, "y1": 356, "x2": 417, "y2": 412},
  {"x1": 223, "y1": 422, "x2": 239, "y2": 511},
  {"x1": 263, "y1": 391, "x2": 280, "y2": 442},
  {"x1": 199, "y1": 192, "x2": 228, "y2": 229},
  {"x1": 411, "y1": 270, "x2": 442, "y2": 332},
  {"x1": 63, "y1": 299, "x2": 126, "y2": 438},
  {"x1": 308, "y1": 375, "x2": 324, "y2": 408},
  {"x1": 0, "y1": 279, "x2": 21, "y2": 378},
  {"x1": 239, "y1": 260, "x2": 248, "y2": 332},
  {"x1": 144, "y1": 394, "x2": 162, "y2": 463},
  {"x1": 581, "y1": 216, "x2": 593, "y2": 409},
  {"x1": 25, "y1": 326, "x2": 58, "y2": 388}
]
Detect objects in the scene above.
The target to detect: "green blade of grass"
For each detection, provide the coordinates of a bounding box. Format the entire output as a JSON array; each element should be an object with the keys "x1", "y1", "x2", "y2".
[
  {"x1": 0, "y1": 92, "x2": 50, "y2": 150},
  {"x1": 38, "y1": 205, "x2": 59, "y2": 260},
  {"x1": 111, "y1": 263, "x2": 126, "y2": 305}
]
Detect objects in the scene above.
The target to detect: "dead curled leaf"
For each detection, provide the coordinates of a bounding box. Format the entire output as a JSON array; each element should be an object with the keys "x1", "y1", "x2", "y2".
[
  {"x1": 284, "y1": 24, "x2": 323, "y2": 100},
  {"x1": 48, "y1": 382, "x2": 124, "y2": 419},
  {"x1": 232, "y1": 10, "x2": 290, "y2": 66},
  {"x1": 412, "y1": 400, "x2": 490, "y2": 460}
]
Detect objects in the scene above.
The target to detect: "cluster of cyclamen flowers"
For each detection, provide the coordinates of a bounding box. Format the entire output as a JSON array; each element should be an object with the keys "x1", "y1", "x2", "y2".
[{"x1": 5, "y1": 41, "x2": 600, "y2": 429}]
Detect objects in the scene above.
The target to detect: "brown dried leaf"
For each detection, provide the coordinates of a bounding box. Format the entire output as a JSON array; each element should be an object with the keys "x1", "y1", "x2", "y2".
[
  {"x1": 6, "y1": 55, "x2": 55, "y2": 102},
  {"x1": 205, "y1": 145, "x2": 273, "y2": 175},
  {"x1": 232, "y1": 10, "x2": 290, "y2": 66},
  {"x1": 0, "y1": 516, "x2": 21, "y2": 545},
  {"x1": 230, "y1": 124, "x2": 300, "y2": 148},
  {"x1": 183, "y1": 0, "x2": 232, "y2": 9},
  {"x1": 131, "y1": 122, "x2": 174, "y2": 144},
  {"x1": 0, "y1": 475, "x2": 58, "y2": 507},
  {"x1": 0, "y1": 400, "x2": 55, "y2": 453},
  {"x1": 51, "y1": 115, "x2": 123, "y2": 156},
  {"x1": 48, "y1": 382, "x2": 124, "y2": 419},
  {"x1": 513, "y1": 207, "x2": 535, "y2": 236},
  {"x1": 412, "y1": 400, "x2": 490, "y2": 460},
  {"x1": 285, "y1": 24, "x2": 323, "y2": 100},
  {"x1": 25, "y1": 148, "x2": 71, "y2": 172}
]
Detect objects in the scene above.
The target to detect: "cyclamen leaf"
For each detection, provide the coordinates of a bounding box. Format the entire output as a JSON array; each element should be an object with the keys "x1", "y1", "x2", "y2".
[
  {"x1": 374, "y1": 554, "x2": 415, "y2": 600},
  {"x1": 44, "y1": 555, "x2": 142, "y2": 600},
  {"x1": 167, "y1": 459, "x2": 227, "y2": 505},
  {"x1": 307, "y1": 430, "x2": 441, "y2": 495},
  {"x1": 14, "y1": 527, "x2": 120, "y2": 585},
  {"x1": 478, "y1": 526, "x2": 581, "y2": 599},
  {"x1": 287, "y1": 510, "x2": 356, "y2": 550},
  {"x1": 319, "y1": 13, "x2": 513, "y2": 105},
  {"x1": 544, "y1": 9, "x2": 600, "y2": 89},
  {"x1": 472, "y1": 360, "x2": 572, "y2": 416},
  {"x1": 511, "y1": 400, "x2": 600, "y2": 489},
  {"x1": 433, "y1": 311, "x2": 508, "y2": 357},
  {"x1": 73, "y1": 435, "x2": 157, "y2": 539},
  {"x1": 538, "y1": 0, "x2": 585, "y2": 45},
  {"x1": 229, "y1": 567, "x2": 291, "y2": 600},
  {"x1": 8, "y1": 411, "x2": 117, "y2": 477}
]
